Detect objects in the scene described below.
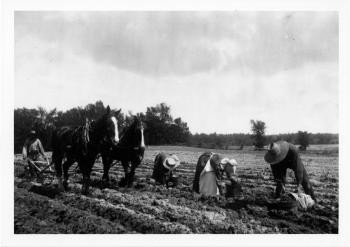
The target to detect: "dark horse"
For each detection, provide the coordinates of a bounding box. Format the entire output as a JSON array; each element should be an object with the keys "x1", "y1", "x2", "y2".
[
  {"x1": 101, "y1": 116, "x2": 145, "y2": 187},
  {"x1": 51, "y1": 106, "x2": 121, "y2": 194}
]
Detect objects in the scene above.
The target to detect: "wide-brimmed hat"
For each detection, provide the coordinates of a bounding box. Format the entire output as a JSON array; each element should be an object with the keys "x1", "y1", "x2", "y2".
[
  {"x1": 264, "y1": 141, "x2": 289, "y2": 165},
  {"x1": 220, "y1": 158, "x2": 237, "y2": 167},
  {"x1": 163, "y1": 155, "x2": 180, "y2": 170}
]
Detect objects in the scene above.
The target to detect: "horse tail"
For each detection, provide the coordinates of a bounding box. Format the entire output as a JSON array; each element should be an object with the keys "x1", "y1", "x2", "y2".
[
  {"x1": 50, "y1": 128, "x2": 60, "y2": 167},
  {"x1": 51, "y1": 128, "x2": 59, "y2": 152},
  {"x1": 45, "y1": 125, "x2": 56, "y2": 152}
]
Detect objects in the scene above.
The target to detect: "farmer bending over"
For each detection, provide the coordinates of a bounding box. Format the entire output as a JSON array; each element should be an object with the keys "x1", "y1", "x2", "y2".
[
  {"x1": 152, "y1": 153, "x2": 180, "y2": 187},
  {"x1": 22, "y1": 130, "x2": 50, "y2": 175},
  {"x1": 193, "y1": 152, "x2": 239, "y2": 196},
  {"x1": 264, "y1": 141, "x2": 316, "y2": 201}
]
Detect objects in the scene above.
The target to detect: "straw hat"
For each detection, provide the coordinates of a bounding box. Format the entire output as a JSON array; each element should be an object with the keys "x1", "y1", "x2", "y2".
[
  {"x1": 163, "y1": 155, "x2": 180, "y2": 170},
  {"x1": 264, "y1": 141, "x2": 290, "y2": 165}
]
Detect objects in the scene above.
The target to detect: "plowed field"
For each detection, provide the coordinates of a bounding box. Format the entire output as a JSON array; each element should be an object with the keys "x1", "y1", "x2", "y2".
[{"x1": 14, "y1": 145, "x2": 338, "y2": 234}]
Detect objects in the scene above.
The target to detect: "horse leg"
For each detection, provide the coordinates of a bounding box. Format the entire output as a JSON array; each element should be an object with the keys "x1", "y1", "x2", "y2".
[
  {"x1": 127, "y1": 161, "x2": 140, "y2": 187},
  {"x1": 102, "y1": 155, "x2": 112, "y2": 187},
  {"x1": 81, "y1": 160, "x2": 94, "y2": 195},
  {"x1": 62, "y1": 158, "x2": 75, "y2": 191},
  {"x1": 52, "y1": 151, "x2": 64, "y2": 191},
  {"x1": 120, "y1": 161, "x2": 130, "y2": 187}
]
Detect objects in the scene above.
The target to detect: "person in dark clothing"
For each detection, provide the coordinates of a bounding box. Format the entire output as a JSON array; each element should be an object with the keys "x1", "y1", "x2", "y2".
[
  {"x1": 264, "y1": 141, "x2": 316, "y2": 200},
  {"x1": 152, "y1": 153, "x2": 180, "y2": 187}
]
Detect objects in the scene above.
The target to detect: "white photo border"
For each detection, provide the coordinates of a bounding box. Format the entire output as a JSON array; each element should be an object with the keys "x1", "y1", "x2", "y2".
[{"x1": 1, "y1": 0, "x2": 349, "y2": 246}]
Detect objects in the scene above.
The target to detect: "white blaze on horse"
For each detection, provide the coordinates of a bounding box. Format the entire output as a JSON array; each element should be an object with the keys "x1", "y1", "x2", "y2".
[
  {"x1": 101, "y1": 116, "x2": 145, "y2": 187},
  {"x1": 140, "y1": 123, "x2": 145, "y2": 148},
  {"x1": 110, "y1": 116, "x2": 120, "y2": 144},
  {"x1": 51, "y1": 106, "x2": 121, "y2": 194}
]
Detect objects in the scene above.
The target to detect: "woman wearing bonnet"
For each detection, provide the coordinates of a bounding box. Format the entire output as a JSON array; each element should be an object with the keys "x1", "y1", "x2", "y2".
[{"x1": 193, "y1": 152, "x2": 241, "y2": 197}]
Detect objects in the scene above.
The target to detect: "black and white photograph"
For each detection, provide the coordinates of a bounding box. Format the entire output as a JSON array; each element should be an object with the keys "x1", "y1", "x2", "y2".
[{"x1": 2, "y1": 0, "x2": 350, "y2": 246}]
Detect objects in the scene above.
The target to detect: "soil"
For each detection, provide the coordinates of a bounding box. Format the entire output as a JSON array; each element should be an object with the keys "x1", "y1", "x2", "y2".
[{"x1": 13, "y1": 146, "x2": 338, "y2": 234}]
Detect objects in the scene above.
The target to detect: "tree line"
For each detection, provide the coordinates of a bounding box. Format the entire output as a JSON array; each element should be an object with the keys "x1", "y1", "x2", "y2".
[
  {"x1": 14, "y1": 101, "x2": 190, "y2": 153},
  {"x1": 189, "y1": 131, "x2": 338, "y2": 150},
  {"x1": 14, "y1": 101, "x2": 338, "y2": 153}
]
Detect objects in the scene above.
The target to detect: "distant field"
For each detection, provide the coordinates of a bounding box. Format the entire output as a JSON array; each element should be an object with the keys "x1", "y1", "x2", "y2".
[
  {"x1": 306, "y1": 144, "x2": 339, "y2": 152},
  {"x1": 14, "y1": 144, "x2": 338, "y2": 234}
]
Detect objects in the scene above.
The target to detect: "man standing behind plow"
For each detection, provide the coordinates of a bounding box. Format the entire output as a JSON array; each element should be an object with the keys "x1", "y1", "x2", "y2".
[{"x1": 22, "y1": 130, "x2": 51, "y2": 177}]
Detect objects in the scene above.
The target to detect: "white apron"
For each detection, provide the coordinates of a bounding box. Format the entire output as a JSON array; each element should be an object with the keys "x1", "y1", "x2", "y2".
[{"x1": 199, "y1": 156, "x2": 219, "y2": 196}]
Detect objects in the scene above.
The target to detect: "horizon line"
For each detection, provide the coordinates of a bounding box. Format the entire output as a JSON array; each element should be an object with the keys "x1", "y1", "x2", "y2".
[{"x1": 14, "y1": 105, "x2": 338, "y2": 136}]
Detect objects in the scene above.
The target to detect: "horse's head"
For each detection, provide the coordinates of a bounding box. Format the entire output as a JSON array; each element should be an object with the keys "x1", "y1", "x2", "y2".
[
  {"x1": 98, "y1": 106, "x2": 121, "y2": 146},
  {"x1": 120, "y1": 116, "x2": 145, "y2": 149},
  {"x1": 134, "y1": 116, "x2": 145, "y2": 149}
]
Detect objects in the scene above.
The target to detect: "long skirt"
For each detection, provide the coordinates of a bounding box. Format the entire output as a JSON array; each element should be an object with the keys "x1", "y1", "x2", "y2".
[{"x1": 199, "y1": 171, "x2": 219, "y2": 196}]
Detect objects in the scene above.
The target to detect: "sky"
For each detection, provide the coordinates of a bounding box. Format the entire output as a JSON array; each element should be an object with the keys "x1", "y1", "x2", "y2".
[{"x1": 14, "y1": 11, "x2": 338, "y2": 134}]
